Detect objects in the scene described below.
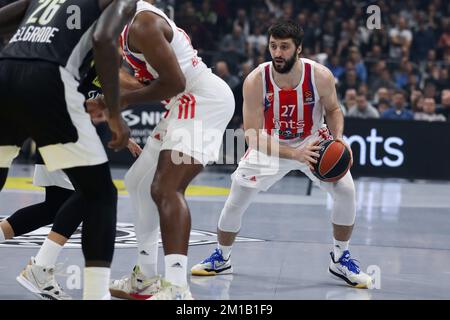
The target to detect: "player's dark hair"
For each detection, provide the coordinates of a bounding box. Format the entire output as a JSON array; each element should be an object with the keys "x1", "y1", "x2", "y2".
[{"x1": 268, "y1": 20, "x2": 304, "y2": 47}]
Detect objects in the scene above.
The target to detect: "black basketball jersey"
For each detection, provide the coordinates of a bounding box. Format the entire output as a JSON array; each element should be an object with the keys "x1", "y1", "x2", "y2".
[
  {"x1": 79, "y1": 61, "x2": 102, "y2": 99},
  {"x1": 0, "y1": 0, "x2": 102, "y2": 80}
]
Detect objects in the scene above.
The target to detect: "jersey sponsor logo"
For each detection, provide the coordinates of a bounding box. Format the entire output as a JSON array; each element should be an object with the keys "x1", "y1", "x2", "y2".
[
  {"x1": 273, "y1": 118, "x2": 305, "y2": 131},
  {"x1": 0, "y1": 218, "x2": 264, "y2": 249},
  {"x1": 9, "y1": 26, "x2": 59, "y2": 44},
  {"x1": 304, "y1": 90, "x2": 314, "y2": 104},
  {"x1": 87, "y1": 90, "x2": 101, "y2": 100}
]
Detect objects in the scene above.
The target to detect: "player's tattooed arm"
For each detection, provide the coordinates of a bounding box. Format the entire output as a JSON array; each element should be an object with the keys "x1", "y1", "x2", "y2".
[
  {"x1": 120, "y1": 12, "x2": 186, "y2": 107},
  {"x1": 0, "y1": 0, "x2": 30, "y2": 36}
]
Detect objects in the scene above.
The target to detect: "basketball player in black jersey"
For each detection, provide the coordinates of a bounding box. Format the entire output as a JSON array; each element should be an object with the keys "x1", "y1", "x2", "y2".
[
  {"x1": 0, "y1": 62, "x2": 142, "y2": 299},
  {"x1": 0, "y1": 0, "x2": 137, "y2": 299}
]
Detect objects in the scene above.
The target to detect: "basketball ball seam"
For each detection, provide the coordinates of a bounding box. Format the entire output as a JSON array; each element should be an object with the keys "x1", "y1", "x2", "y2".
[
  {"x1": 322, "y1": 153, "x2": 352, "y2": 182},
  {"x1": 322, "y1": 159, "x2": 351, "y2": 182},
  {"x1": 321, "y1": 143, "x2": 346, "y2": 177}
]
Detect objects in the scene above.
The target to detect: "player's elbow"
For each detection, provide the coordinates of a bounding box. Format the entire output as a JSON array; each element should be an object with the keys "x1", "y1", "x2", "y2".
[
  {"x1": 171, "y1": 74, "x2": 186, "y2": 95},
  {"x1": 92, "y1": 31, "x2": 116, "y2": 50}
]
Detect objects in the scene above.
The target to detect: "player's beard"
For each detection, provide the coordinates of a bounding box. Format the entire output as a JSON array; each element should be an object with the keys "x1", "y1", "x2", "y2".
[{"x1": 272, "y1": 50, "x2": 299, "y2": 74}]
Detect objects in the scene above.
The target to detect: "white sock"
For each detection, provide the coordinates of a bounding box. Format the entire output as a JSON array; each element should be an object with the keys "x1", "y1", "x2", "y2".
[
  {"x1": 165, "y1": 254, "x2": 187, "y2": 287},
  {"x1": 218, "y1": 244, "x2": 232, "y2": 260},
  {"x1": 35, "y1": 238, "x2": 63, "y2": 267},
  {"x1": 0, "y1": 227, "x2": 5, "y2": 243},
  {"x1": 83, "y1": 267, "x2": 111, "y2": 300},
  {"x1": 138, "y1": 248, "x2": 158, "y2": 279},
  {"x1": 333, "y1": 239, "x2": 349, "y2": 260}
]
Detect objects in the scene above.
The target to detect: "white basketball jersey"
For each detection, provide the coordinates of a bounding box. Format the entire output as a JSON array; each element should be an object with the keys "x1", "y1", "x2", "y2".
[
  {"x1": 260, "y1": 58, "x2": 325, "y2": 144},
  {"x1": 120, "y1": 1, "x2": 207, "y2": 84}
]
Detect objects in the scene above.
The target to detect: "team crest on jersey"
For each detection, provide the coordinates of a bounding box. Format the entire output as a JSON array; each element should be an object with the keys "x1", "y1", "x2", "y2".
[
  {"x1": 0, "y1": 218, "x2": 264, "y2": 249},
  {"x1": 264, "y1": 92, "x2": 274, "y2": 110}
]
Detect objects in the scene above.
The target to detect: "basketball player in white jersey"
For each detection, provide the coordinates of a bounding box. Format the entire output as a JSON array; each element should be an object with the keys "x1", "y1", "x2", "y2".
[
  {"x1": 191, "y1": 21, "x2": 373, "y2": 289},
  {"x1": 88, "y1": 0, "x2": 235, "y2": 300}
]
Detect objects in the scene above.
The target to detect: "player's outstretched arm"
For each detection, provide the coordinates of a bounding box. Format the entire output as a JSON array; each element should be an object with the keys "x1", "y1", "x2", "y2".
[{"x1": 0, "y1": 0, "x2": 29, "y2": 36}]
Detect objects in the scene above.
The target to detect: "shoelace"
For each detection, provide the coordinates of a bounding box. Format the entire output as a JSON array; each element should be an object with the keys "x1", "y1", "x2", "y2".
[
  {"x1": 202, "y1": 248, "x2": 225, "y2": 264},
  {"x1": 339, "y1": 251, "x2": 361, "y2": 274}
]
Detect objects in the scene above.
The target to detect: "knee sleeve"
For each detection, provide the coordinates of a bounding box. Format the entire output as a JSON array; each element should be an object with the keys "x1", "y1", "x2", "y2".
[
  {"x1": 327, "y1": 172, "x2": 356, "y2": 226},
  {"x1": 7, "y1": 186, "x2": 74, "y2": 237},
  {"x1": 218, "y1": 181, "x2": 259, "y2": 233}
]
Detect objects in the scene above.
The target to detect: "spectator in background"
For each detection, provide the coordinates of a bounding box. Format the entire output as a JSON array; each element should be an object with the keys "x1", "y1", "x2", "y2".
[
  {"x1": 247, "y1": 25, "x2": 267, "y2": 59},
  {"x1": 233, "y1": 8, "x2": 250, "y2": 37},
  {"x1": 411, "y1": 11, "x2": 436, "y2": 62},
  {"x1": 214, "y1": 60, "x2": 240, "y2": 91},
  {"x1": 423, "y1": 80, "x2": 438, "y2": 100},
  {"x1": 435, "y1": 67, "x2": 449, "y2": 93},
  {"x1": 389, "y1": 16, "x2": 413, "y2": 61},
  {"x1": 358, "y1": 83, "x2": 370, "y2": 100},
  {"x1": 300, "y1": 12, "x2": 321, "y2": 53},
  {"x1": 219, "y1": 24, "x2": 247, "y2": 73},
  {"x1": 377, "y1": 99, "x2": 391, "y2": 115},
  {"x1": 366, "y1": 44, "x2": 384, "y2": 61},
  {"x1": 370, "y1": 68, "x2": 397, "y2": 94},
  {"x1": 437, "y1": 89, "x2": 450, "y2": 121},
  {"x1": 405, "y1": 72, "x2": 421, "y2": 97},
  {"x1": 382, "y1": 90, "x2": 414, "y2": 120},
  {"x1": 343, "y1": 89, "x2": 357, "y2": 112},
  {"x1": 326, "y1": 55, "x2": 345, "y2": 81},
  {"x1": 347, "y1": 94, "x2": 380, "y2": 119},
  {"x1": 264, "y1": 0, "x2": 283, "y2": 19},
  {"x1": 410, "y1": 90, "x2": 425, "y2": 112},
  {"x1": 414, "y1": 98, "x2": 446, "y2": 121},
  {"x1": 348, "y1": 46, "x2": 368, "y2": 83},
  {"x1": 373, "y1": 87, "x2": 391, "y2": 105},
  {"x1": 229, "y1": 62, "x2": 253, "y2": 129},
  {"x1": 368, "y1": 28, "x2": 389, "y2": 58},
  {"x1": 281, "y1": 1, "x2": 294, "y2": 20},
  {"x1": 421, "y1": 48, "x2": 438, "y2": 75},
  {"x1": 319, "y1": 21, "x2": 337, "y2": 53},
  {"x1": 394, "y1": 58, "x2": 414, "y2": 89},
  {"x1": 338, "y1": 69, "x2": 360, "y2": 98},
  {"x1": 197, "y1": 0, "x2": 218, "y2": 32},
  {"x1": 437, "y1": 17, "x2": 450, "y2": 58}
]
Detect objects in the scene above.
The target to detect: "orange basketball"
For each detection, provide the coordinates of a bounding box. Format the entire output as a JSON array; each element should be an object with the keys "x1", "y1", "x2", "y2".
[{"x1": 313, "y1": 140, "x2": 352, "y2": 182}]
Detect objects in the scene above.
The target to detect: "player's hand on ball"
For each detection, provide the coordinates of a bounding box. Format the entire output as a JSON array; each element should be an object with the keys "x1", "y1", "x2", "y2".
[
  {"x1": 335, "y1": 137, "x2": 353, "y2": 167},
  {"x1": 293, "y1": 139, "x2": 321, "y2": 171},
  {"x1": 127, "y1": 139, "x2": 142, "y2": 157}
]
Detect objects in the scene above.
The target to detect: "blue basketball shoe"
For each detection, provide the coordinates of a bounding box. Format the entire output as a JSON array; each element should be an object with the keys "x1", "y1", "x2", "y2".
[
  {"x1": 191, "y1": 248, "x2": 233, "y2": 276},
  {"x1": 328, "y1": 250, "x2": 373, "y2": 289}
]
